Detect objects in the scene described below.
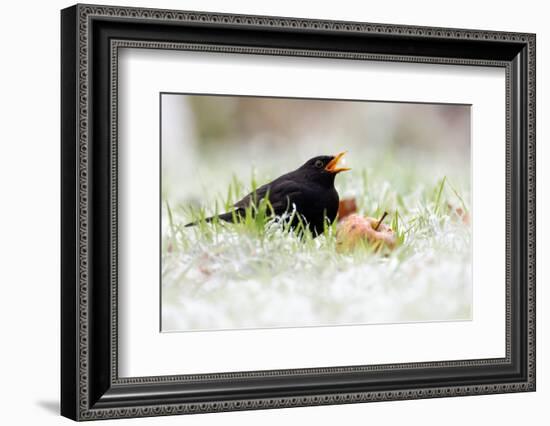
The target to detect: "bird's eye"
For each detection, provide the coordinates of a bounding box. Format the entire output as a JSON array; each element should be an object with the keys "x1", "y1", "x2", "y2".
[{"x1": 314, "y1": 160, "x2": 324, "y2": 168}]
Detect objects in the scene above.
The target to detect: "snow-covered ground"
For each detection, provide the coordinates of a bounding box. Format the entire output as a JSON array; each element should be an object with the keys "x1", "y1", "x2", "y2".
[{"x1": 162, "y1": 220, "x2": 471, "y2": 331}]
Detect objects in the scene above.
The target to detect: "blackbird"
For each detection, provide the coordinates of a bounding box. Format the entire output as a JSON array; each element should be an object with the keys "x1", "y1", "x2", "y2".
[{"x1": 186, "y1": 152, "x2": 350, "y2": 236}]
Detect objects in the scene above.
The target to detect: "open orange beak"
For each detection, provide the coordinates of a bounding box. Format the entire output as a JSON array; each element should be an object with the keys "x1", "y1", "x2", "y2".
[{"x1": 325, "y1": 151, "x2": 351, "y2": 174}]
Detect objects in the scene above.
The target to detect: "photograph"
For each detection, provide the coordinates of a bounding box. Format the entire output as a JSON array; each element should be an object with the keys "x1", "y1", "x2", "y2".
[{"x1": 160, "y1": 93, "x2": 472, "y2": 332}]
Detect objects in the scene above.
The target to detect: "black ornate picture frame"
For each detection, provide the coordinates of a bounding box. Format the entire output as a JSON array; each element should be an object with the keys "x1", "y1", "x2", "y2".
[{"x1": 61, "y1": 4, "x2": 536, "y2": 421}]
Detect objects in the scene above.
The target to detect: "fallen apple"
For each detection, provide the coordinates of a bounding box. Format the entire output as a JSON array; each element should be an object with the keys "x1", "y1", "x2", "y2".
[
  {"x1": 337, "y1": 197, "x2": 358, "y2": 221},
  {"x1": 336, "y1": 212, "x2": 397, "y2": 253}
]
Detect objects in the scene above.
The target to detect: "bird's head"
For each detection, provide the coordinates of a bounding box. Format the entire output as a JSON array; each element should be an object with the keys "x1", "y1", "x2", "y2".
[{"x1": 298, "y1": 152, "x2": 351, "y2": 186}]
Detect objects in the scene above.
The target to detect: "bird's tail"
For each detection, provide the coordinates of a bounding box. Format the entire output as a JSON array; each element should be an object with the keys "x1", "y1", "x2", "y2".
[{"x1": 184, "y1": 210, "x2": 242, "y2": 227}]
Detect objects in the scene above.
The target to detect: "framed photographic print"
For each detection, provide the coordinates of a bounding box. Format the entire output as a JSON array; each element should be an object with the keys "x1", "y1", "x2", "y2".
[{"x1": 61, "y1": 4, "x2": 536, "y2": 421}]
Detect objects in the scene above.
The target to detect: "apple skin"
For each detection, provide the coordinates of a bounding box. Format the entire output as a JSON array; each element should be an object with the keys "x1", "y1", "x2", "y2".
[
  {"x1": 336, "y1": 213, "x2": 397, "y2": 253},
  {"x1": 337, "y1": 198, "x2": 358, "y2": 221}
]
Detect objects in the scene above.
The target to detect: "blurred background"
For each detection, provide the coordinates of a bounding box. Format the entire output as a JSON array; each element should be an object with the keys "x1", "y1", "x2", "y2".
[{"x1": 161, "y1": 94, "x2": 470, "y2": 209}]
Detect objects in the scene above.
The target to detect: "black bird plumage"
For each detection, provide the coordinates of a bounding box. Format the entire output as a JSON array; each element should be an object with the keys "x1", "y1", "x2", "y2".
[{"x1": 186, "y1": 153, "x2": 350, "y2": 236}]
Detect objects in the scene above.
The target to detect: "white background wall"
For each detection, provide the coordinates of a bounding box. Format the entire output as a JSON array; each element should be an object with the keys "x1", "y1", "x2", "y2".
[{"x1": 0, "y1": 0, "x2": 546, "y2": 424}]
